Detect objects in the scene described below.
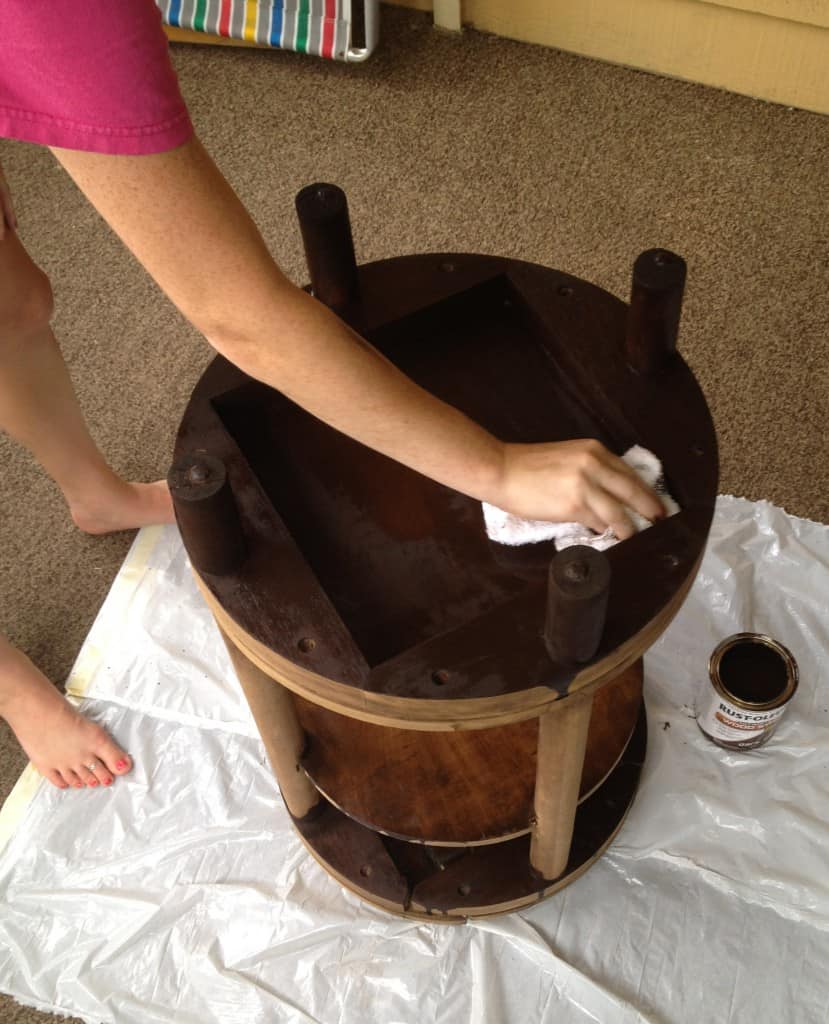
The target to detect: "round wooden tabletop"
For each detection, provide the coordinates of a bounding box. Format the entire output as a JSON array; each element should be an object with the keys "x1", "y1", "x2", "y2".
[{"x1": 174, "y1": 252, "x2": 718, "y2": 731}]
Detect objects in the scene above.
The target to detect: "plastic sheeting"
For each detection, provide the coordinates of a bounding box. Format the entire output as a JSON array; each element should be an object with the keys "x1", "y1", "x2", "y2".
[{"x1": 0, "y1": 496, "x2": 828, "y2": 1024}]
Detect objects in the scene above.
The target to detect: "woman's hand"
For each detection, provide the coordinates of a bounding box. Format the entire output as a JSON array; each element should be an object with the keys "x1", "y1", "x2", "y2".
[
  {"x1": 0, "y1": 163, "x2": 18, "y2": 239},
  {"x1": 490, "y1": 438, "x2": 667, "y2": 540}
]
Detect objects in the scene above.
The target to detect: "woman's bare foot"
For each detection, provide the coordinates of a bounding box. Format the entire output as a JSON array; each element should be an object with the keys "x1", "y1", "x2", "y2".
[
  {"x1": 0, "y1": 637, "x2": 132, "y2": 790},
  {"x1": 69, "y1": 478, "x2": 174, "y2": 535}
]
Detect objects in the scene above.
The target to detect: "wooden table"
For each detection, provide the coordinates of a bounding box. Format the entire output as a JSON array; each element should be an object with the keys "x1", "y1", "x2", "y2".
[{"x1": 169, "y1": 185, "x2": 718, "y2": 920}]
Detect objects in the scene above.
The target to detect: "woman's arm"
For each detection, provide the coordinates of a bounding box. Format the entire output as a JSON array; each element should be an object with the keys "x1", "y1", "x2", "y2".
[{"x1": 52, "y1": 137, "x2": 664, "y2": 539}]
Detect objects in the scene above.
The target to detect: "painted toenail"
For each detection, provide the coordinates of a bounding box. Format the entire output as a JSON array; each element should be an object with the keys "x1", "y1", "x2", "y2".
[
  {"x1": 103, "y1": 778, "x2": 112, "y2": 786},
  {"x1": 116, "y1": 760, "x2": 128, "y2": 770},
  {"x1": 89, "y1": 780, "x2": 99, "y2": 787}
]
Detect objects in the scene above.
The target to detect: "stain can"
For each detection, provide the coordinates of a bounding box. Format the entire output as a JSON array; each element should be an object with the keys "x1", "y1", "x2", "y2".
[{"x1": 697, "y1": 632, "x2": 798, "y2": 751}]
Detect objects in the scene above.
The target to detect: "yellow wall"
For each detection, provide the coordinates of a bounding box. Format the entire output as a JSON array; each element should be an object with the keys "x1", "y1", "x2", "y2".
[{"x1": 387, "y1": 0, "x2": 829, "y2": 114}]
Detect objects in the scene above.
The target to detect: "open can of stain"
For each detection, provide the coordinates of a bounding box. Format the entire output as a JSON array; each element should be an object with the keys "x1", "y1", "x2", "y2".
[{"x1": 697, "y1": 633, "x2": 798, "y2": 751}]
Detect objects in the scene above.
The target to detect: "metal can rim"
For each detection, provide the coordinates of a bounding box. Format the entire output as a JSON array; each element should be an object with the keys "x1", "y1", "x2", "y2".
[{"x1": 708, "y1": 632, "x2": 798, "y2": 711}]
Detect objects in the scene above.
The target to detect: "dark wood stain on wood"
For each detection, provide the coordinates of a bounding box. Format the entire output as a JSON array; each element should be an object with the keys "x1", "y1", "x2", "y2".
[
  {"x1": 294, "y1": 801, "x2": 409, "y2": 906},
  {"x1": 173, "y1": 253, "x2": 717, "y2": 703},
  {"x1": 625, "y1": 248, "x2": 687, "y2": 375},
  {"x1": 295, "y1": 183, "x2": 360, "y2": 314},
  {"x1": 168, "y1": 453, "x2": 247, "y2": 576},
  {"x1": 544, "y1": 546, "x2": 611, "y2": 665}
]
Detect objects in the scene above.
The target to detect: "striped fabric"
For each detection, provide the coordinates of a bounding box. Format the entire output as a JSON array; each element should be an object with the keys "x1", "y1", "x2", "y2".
[{"x1": 156, "y1": 0, "x2": 355, "y2": 60}]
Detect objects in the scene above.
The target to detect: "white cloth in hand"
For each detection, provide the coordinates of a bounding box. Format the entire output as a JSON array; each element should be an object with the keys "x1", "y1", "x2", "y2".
[{"x1": 482, "y1": 445, "x2": 679, "y2": 551}]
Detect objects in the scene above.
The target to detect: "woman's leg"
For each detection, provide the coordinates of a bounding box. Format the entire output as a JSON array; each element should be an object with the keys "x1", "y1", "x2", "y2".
[
  {"x1": 0, "y1": 633, "x2": 131, "y2": 789},
  {"x1": 0, "y1": 226, "x2": 171, "y2": 787},
  {"x1": 0, "y1": 227, "x2": 173, "y2": 532}
]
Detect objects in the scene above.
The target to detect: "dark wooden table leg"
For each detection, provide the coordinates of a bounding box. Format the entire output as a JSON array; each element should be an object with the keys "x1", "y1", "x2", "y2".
[
  {"x1": 168, "y1": 454, "x2": 246, "y2": 577},
  {"x1": 295, "y1": 182, "x2": 360, "y2": 314},
  {"x1": 625, "y1": 247, "x2": 686, "y2": 375}
]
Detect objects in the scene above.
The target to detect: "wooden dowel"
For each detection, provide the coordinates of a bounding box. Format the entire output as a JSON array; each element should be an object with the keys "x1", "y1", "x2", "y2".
[
  {"x1": 295, "y1": 182, "x2": 360, "y2": 312},
  {"x1": 544, "y1": 545, "x2": 610, "y2": 665},
  {"x1": 529, "y1": 693, "x2": 594, "y2": 879},
  {"x1": 218, "y1": 627, "x2": 320, "y2": 820},
  {"x1": 168, "y1": 453, "x2": 246, "y2": 576},
  {"x1": 625, "y1": 248, "x2": 687, "y2": 374}
]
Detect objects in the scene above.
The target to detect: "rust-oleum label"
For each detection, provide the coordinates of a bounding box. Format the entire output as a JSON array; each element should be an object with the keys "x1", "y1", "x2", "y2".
[
  {"x1": 698, "y1": 695, "x2": 787, "y2": 746},
  {"x1": 697, "y1": 633, "x2": 798, "y2": 752}
]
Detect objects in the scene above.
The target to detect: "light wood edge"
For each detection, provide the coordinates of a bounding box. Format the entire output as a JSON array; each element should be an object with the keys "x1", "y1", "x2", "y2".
[
  {"x1": 305, "y1": 778, "x2": 526, "y2": 848},
  {"x1": 310, "y1": 777, "x2": 526, "y2": 848},
  {"x1": 196, "y1": 552, "x2": 700, "y2": 730},
  {"x1": 296, "y1": 786, "x2": 637, "y2": 921}
]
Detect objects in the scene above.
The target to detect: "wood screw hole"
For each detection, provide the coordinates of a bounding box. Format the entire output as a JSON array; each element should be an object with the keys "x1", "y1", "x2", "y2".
[
  {"x1": 298, "y1": 637, "x2": 316, "y2": 654},
  {"x1": 557, "y1": 285, "x2": 574, "y2": 297},
  {"x1": 186, "y1": 464, "x2": 210, "y2": 485},
  {"x1": 439, "y1": 260, "x2": 456, "y2": 273},
  {"x1": 662, "y1": 553, "x2": 680, "y2": 569},
  {"x1": 432, "y1": 669, "x2": 450, "y2": 686},
  {"x1": 564, "y1": 560, "x2": 589, "y2": 583},
  {"x1": 653, "y1": 251, "x2": 675, "y2": 266},
  {"x1": 458, "y1": 883, "x2": 472, "y2": 897},
  {"x1": 360, "y1": 865, "x2": 373, "y2": 878}
]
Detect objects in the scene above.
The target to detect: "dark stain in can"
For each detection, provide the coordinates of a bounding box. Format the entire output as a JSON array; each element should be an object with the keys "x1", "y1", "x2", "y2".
[{"x1": 697, "y1": 633, "x2": 798, "y2": 751}]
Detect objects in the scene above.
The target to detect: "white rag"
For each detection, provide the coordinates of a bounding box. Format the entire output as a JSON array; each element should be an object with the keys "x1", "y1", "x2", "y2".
[{"x1": 482, "y1": 445, "x2": 680, "y2": 551}]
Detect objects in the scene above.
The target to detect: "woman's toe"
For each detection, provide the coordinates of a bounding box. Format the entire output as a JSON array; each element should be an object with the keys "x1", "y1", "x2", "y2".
[
  {"x1": 47, "y1": 770, "x2": 69, "y2": 789},
  {"x1": 76, "y1": 765, "x2": 99, "y2": 788},
  {"x1": 86, "y1": 756, "x2": 113, "y2": 786},
  {"x1": 102, "y1": 748, "x2": 132, "y2": 776}
]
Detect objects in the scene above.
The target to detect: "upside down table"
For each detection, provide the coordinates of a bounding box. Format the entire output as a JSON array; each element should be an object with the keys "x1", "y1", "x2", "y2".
[{"x1": 169, "y1": 184, "x2": 718, "y2": 920}]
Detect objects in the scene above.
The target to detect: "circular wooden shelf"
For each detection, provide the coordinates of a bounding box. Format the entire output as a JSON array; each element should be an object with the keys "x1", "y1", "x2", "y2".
[
  {"x1": 293, "y1": 703, "x2": 647, "y2": 920},
  {"x1": 295, "y1": 660, "x2": 643, "y2": 845}
]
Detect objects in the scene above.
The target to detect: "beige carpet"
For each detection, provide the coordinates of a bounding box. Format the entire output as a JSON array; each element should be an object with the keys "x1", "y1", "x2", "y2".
[{"x1": 0, "y1": 6, "x2": 827, "y2": 1021}]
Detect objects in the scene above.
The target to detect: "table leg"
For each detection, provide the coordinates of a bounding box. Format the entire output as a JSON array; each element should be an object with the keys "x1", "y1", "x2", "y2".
[{"x1": 529, "y1": 693, "x2": 594, "y2": 880}]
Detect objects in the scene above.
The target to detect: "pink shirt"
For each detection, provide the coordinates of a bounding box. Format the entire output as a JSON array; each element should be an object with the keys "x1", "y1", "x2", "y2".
[{"x1": 0, "y1": 0, "x2": 193, "y2": 155}]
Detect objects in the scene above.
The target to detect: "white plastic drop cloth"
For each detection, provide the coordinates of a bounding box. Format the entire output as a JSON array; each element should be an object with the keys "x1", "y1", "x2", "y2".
[{"x1": 1, "y1": 496, "x2": 828, "y2": 1024}]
